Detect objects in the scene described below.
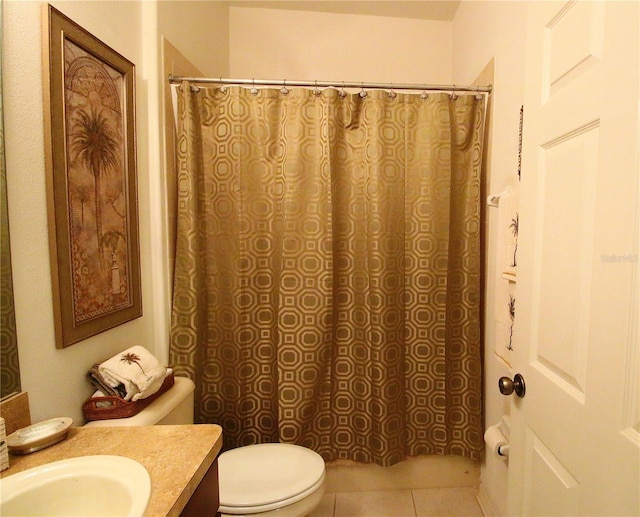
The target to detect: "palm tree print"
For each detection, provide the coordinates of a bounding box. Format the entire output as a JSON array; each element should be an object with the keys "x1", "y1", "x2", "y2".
[
  {"x1": 101, "y1": 230, "x2": 124, "y2": 255},
  {"x1": 72, "y1": 184, "x2": 92, "y2": 227},
  {"x1": 508, "y1": 295, "x2": 516, "y2": 351},
  {"x1": 70, "y1": 106, "x2": 120, "y2": 268},
  {"x1": 509, "y1": 212, "x2": 519, "y2": 267},
  {"x1": 120, "y1": 352, "x2": 149, "y2": 379}
]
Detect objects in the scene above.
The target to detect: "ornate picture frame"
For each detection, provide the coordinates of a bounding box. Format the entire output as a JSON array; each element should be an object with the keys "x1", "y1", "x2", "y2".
[{"x1": 43, "y1": 5, "x2": 142, "y2": 348}]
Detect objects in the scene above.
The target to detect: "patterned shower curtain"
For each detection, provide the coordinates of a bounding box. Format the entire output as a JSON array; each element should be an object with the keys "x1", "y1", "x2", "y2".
[{"x1": 170, "y1": 82, "x2": 485, "y2": 466}]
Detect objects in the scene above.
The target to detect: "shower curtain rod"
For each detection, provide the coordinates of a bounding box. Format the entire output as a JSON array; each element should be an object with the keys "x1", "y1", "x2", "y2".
[{"x1": 168, "y1": 74, "x2": 492, "y2": 94}]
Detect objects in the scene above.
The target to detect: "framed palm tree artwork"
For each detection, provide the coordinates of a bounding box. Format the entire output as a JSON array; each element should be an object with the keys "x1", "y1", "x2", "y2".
[{"x1": 43, "y1": 5, "x2": 142, "y2": 348}]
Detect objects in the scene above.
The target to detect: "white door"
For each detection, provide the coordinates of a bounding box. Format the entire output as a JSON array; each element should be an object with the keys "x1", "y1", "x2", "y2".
[{"x1": 507, "y1": 1, "x2": 640, "y2": 516}]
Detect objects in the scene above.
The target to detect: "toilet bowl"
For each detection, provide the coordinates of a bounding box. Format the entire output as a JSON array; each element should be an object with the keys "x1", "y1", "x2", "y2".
[
  {"x1": 84, "y1": 377, "x2": 326, "y2": 516},
  {"x1": 218, "y1": 443, "x2": 326, "y2": 517}
]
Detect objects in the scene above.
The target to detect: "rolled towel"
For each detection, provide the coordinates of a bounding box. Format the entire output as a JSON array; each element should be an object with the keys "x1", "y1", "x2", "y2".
[
  {"x1": 98, "y1": 346, "x2": 167, "y2": 401},
  {"x1": 87, "y1": 364, "x2": 127, "y2": 398},
  {"x1": 90, "y1": 369, "x2": 173, "y2": 400}
]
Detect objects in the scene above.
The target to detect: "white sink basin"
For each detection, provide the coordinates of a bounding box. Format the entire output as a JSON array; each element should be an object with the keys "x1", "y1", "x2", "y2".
[{"x1": 0, "y1": 455, "x2": 151, "y2": 516}]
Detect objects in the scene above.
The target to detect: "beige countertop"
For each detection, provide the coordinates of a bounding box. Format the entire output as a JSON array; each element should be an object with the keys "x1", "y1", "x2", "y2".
[{"x1": 1, "y1": 424, "x2": 223, "y2": 517}]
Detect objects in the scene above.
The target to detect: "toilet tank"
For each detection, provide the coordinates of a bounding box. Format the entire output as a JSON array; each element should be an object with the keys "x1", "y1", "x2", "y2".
[{"x1": 84, "y1": 377, "x2": 195, "y2": 427}]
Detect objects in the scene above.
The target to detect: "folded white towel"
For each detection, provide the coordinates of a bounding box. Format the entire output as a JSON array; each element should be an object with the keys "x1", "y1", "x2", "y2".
[
  {"x1": 98, "y1": 346, "x2": 167, "y2": 401},
  {"x1": 90, "y1": 369, "x2": 173, "y2": 400}
]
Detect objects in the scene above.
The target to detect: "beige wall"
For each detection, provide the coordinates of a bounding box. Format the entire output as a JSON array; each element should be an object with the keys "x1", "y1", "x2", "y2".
[
  {"x1": 229, "y1": 6, "x2": 452, "y2": 83},
  {"x1": 452, "y1": 2, "x2": 529, "y2": 515},
  {"x1": 154, "y1": 3, "x2": 230, "y2": 342},
  {"x1": 159, "y1": 0, "x2": 229, "y2": 78},
  {"x1": 2, "y1": 0, "x2": 227, "y2": 425}
]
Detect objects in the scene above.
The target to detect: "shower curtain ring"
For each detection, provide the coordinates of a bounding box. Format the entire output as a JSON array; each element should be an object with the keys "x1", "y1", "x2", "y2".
[
  {"x1": 388, "y1": 84, "x2": 397, "y2": 99},
  {"x1": 251, "y1": 78, "x2": 258, "y2": 96},
  {"x1": 450, "y1": 85, "x2": 458, "y2": 101},
  {"x1": 359, "y1": 82, "x2": 367, "y2": 98},
  {"x1": 281, "y1": 79, "x2": 289, "y2": 95},
  {"x1": 313, "y1": 80, "x2": 321, "y2": 97},
  {"x1": 219, "y1": 77, "x2": 228, "y2": 94},
  {"x1": 420, "y1": 88, "x2": 429, "y2": 100},
  {"x1": 475, "y1": 86, "x2": 483, "y2": 101},
  {"x1": 339, "y1": 81, "x2": 347, "y2": 98}
]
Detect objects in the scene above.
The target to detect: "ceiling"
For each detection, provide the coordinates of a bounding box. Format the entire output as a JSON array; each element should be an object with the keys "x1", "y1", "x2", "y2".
[{"x1": 227, "y1": 1, "x2": 462, "y2": 21}]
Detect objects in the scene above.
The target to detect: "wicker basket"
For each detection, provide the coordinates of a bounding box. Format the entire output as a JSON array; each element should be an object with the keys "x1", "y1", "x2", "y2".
[{"x1": 83, "y1": 372, "x2": 175, "y2": 421}]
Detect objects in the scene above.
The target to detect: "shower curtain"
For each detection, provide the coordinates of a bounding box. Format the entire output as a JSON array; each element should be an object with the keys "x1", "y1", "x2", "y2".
[{"x1": 170, "y1": 83, "x2": 485, "y2": 466}]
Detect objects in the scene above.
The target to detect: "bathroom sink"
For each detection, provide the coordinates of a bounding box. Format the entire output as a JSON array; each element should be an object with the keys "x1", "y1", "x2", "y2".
[{"x1": 0, "y1": 455, "x2": 151, "y2": 516}]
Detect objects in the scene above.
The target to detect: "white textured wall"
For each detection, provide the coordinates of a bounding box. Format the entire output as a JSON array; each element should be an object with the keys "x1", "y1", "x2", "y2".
[
  {"x1": 229, "y1": 6, "x2": 452, "y2": 83},
  {"x1": 452, "y1": 2, "x2": 529, "y2": 515}
]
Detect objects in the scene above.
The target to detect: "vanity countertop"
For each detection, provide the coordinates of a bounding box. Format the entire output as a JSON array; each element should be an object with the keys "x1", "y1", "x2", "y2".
[{"x1": 1, "y1": 424, "x2": 223, "y2": 517}]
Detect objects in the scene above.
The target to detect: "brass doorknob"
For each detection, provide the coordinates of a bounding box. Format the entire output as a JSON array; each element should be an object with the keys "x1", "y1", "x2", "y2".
[{"x1": 499, "y1": 373, "x2": 526, "y2": 398}]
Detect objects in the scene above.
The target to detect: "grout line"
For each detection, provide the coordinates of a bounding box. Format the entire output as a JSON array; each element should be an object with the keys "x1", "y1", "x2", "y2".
[
  {"x1": 323, "y1": 488, "x2": 484, "y2": 517},
  {"x1": 410, "y1": 489, "x2": 419, "y2": 517}
]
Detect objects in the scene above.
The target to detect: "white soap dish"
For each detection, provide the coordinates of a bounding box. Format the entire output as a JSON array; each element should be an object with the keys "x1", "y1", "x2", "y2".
[{"x1": 6, "y1": 417, "x2": 73, "y2": 455}]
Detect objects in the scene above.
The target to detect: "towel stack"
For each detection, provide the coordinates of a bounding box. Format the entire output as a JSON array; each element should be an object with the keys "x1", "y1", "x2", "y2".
[{"x1": 88, "y1": 346, "x2": 169, "y2": 402}]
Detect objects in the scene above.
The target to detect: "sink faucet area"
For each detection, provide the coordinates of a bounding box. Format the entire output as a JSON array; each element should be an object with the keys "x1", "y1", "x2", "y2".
[{"x1": 1, "y1": 455, "x2": 151, "y2": 516}]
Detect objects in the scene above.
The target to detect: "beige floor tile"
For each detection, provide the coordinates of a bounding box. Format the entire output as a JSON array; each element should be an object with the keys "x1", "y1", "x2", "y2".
[
  {"x1": 309, "y1": 492, "x2": 336, "y2": 517},
  {"x1": 334, "y1": 489, "x2": 416, "y2": 517},
  {"x1": 412, "y1": 487, "x2": 483, "y2": 517},
  {"x1": 325, "y1": 456, "x2": 479, "y2": 493}
]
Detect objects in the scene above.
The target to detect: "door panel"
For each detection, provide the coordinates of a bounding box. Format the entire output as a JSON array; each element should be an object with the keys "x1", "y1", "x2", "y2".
[
  {"x1": 508, "y1": 2, "x2": 639, "y2": 515},
  {"x1": 533, "y1": 123, "x2": 598, "y2": 396},
  {"x1": 545, "y1": 1, "x2": 604, "y2": 97},
  {"x1": 522, "y1": 429, "x2": 580, "y2": 517}
]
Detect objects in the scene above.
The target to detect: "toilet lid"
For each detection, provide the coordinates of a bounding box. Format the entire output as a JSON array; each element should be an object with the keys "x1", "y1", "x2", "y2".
[{"x1": 218, "y1": 443, "x2": 325, "y2": 511}]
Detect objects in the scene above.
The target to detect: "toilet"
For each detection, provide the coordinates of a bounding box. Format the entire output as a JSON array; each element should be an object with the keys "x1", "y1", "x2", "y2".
[
  {"x1": 85, "y1": 377, "x2": 326, "y2": 517},
  {"x1": 217, "y1": 443, "x2": 325, "y2": 517}
]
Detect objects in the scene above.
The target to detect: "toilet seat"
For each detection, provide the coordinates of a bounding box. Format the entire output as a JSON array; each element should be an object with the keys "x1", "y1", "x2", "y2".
[{"x1": 218, "y1": 443, "x2": 325, "y2": 515}]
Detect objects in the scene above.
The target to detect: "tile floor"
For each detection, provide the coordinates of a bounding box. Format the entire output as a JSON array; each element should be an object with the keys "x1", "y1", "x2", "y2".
[{"x1": 309, "y1": 487, "x2": 484, "y2": 517}]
